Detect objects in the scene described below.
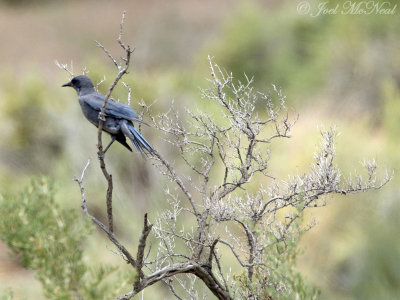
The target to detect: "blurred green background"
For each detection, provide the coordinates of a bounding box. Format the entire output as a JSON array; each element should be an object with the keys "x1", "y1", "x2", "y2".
[{"x1": 0, "y1": 0, "x2": 399, "y2": 299}]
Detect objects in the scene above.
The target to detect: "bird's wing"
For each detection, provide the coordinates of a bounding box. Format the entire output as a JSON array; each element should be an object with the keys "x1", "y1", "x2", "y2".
[{"x1": 82, "y1": 93, "x2": 142, "y2": 122}]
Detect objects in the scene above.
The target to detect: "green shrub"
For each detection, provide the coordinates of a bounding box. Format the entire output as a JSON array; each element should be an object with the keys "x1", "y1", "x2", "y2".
[{"x1": 0, "y1": 179, "x2": 132, "y2": 300}]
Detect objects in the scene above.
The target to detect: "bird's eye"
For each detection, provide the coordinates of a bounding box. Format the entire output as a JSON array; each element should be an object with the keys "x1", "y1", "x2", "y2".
[{"x1": 71, "y1": 78, "x2": 77, "y2": 85}]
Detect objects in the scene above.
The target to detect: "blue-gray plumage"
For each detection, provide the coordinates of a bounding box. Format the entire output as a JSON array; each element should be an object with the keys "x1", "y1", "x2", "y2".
[{"x1": 62, "y1": 75, "x2": 154, "y2": 155}]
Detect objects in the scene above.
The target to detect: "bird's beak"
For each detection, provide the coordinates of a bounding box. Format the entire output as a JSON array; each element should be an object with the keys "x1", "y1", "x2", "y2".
[{"x1": 62, "y1": 81, "x2": 72, "y2": 87}]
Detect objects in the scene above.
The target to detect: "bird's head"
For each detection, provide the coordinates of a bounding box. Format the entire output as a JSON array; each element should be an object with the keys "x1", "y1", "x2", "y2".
[{"x1": 62, "y1": 75, "x2": 95, "y2": 95}]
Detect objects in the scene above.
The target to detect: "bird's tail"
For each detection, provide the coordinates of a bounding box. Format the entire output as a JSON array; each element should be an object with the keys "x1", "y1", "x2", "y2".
[{"x1": 121, "y1": 121, "x2": 154, "y2": 155}]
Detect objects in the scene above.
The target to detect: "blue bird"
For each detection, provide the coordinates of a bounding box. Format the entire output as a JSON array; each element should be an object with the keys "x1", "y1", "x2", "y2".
[{"x1": 62, "y1": 75, "x2": 154, "y2": 155}]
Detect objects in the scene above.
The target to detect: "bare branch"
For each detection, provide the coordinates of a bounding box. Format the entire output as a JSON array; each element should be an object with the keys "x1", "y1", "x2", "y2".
[
  {"x1": 122, "y1": 82, "x2": 132, "y2": 106},
  {"x1": 95, "y1": 40, "x2": 119, "y2": 68},
  {"x1": 55, "y1": 60, "x2": 74, "y2": 77},
  {"x1": 73, "y1": 160, "x2": 138, "y2": 269},
  {"x1": 96, "y1": 11, "x2": 134, "y2": 233},
  {"x1": 119, "y1": 261, "x2": 232, "y2": 300},
  {"x1": 152, "y1": 150, "x2": 200, "y2": 218},
  {"x1": 134, "y1": 213, "x2": 153, "y2": 289}
]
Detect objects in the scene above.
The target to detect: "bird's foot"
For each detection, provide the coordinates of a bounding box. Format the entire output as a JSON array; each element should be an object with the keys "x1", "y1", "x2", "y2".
[
  {"x1": 97, "y1": 150, "x2": 105, "y2": 160},
  {"x1": 98, "y1": 112, "x2": 106, "y2": 122}
]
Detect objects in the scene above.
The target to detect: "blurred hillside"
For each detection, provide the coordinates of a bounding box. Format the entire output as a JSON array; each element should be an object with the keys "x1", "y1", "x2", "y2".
[{"x1": 0, "y1": 0, "x2": 399, "y2": 299}]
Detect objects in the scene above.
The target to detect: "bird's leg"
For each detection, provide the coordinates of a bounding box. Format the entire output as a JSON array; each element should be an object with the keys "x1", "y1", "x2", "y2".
[
  {"x1": 103, "y1": 136, "x2": 116, "y2": 154},
  {"x1": 98, "y1": 136, "x2": 116, "y2": 159}
]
